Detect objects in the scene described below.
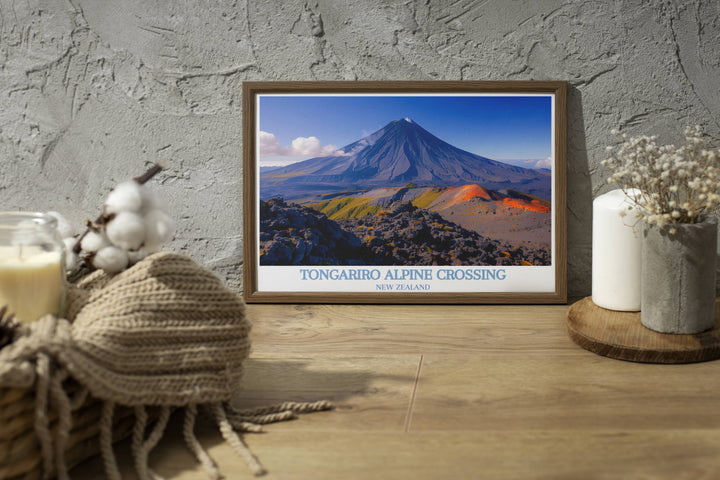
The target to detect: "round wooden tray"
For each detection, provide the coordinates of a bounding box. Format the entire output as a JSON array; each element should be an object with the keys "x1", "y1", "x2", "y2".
[{"x1": 567, "y1": 297, "x2": 720, "y2": 364}]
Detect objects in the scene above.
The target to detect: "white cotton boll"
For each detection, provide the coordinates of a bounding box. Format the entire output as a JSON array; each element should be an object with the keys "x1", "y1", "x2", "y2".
[
  {"x1": 106, "y1": 211, "x2": 146, "y2": 250},
  {"x1": 126, "y1": 249, "x2": 146, "y2": 265},
  {"x1": 47, "y1": 211, "x2": 76, "y2": 238},
  {"x1": 62, "y1": 237, "x2": 76, "y2": 252},
  {"x1": 127, "y1": 246, "x2": 158, "y2": 265},
  {"x1": 140, "y1": 185, "x2": 169, "y2": 214},
  {"x1": 104, "y1": 181, "x2": 143, "y2": 214},
  {"x1": 63, "y1": 237, "x2": 79, "y2": 271},
  {"x1": 65, "y1": 250, "x2": 78, "y2": 271},
  {"x1": 143, "y1": 209, "x2": 175, "y2": 248},
  {"x1": 81, "y1": 230, "x2": 111, "y2": 253},
  {"x1": 92, "y1": 246, "x2": 129, "y2": 273}
]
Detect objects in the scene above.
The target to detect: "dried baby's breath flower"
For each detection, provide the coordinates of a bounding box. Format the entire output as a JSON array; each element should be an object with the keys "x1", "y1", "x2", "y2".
[{"x1": 603, "y1": 126, "x2": 720, "y2": 226}]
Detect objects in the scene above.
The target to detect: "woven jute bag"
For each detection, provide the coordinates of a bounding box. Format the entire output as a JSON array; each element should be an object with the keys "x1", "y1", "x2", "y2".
[{"x1": 0, "y1": 252, "x2": 330, "y2": 479}]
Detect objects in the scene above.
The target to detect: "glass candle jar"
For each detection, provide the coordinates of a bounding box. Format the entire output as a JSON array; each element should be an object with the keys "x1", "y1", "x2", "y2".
[{"x1": 0, "y1": 212, "x2": 66, "y2": 323}]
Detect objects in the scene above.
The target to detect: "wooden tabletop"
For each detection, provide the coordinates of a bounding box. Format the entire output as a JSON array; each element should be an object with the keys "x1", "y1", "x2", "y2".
[{"x1": 71, "y1": 302, "x2": 720, "y2": 479}]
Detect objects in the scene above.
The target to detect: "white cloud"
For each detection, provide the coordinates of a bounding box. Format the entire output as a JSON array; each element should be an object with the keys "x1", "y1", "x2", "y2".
[
  {"x1": 517, "y1": 157, "x2": 553, "y2": 169},
  {"x1": 290, "y1": 136, "x2": 341, "y2": 157},
  {"x1": 258, "y1": 131, "x2": 288, "y2": 156},
  {"x1": 534, "y1": 157, "x2": 553, "y2": 169},
  {"x1": 258, "y1": 131, "x2": 344, "y2": 157}
]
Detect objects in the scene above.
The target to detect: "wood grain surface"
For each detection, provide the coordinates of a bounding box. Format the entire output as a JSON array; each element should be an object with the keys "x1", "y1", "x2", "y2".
[
  {"x1": 567, "y1": 296, "x2": 720, "y2": 363},
  {"x1": 68, "y1": 302, "x2": 720, "y2": 479}
]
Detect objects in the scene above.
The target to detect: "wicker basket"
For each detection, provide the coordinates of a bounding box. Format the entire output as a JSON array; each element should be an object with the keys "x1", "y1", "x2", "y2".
[
  {"x1": 0, "y1": 253, "x2": 296, "y2": 479},
  {"x1": 0, "y1": 380, "x2": 138, "y2": 480}
]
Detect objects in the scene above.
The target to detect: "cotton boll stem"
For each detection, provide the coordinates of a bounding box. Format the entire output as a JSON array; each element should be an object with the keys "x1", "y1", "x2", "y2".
[{"x1": 134, "y1": 162, "x2": 165, "y2": 184}]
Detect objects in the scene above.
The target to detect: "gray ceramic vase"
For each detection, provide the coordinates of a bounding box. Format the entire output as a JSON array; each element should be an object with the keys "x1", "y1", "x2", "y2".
[{"x1": 641, "y1": 218, "x2": 717, "y2": 334}]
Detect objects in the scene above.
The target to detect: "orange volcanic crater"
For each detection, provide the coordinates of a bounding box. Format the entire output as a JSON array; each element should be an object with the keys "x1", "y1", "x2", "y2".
[
  {"x1": 502, "y1": 198, "x2": 551, "y2": 213},
  {"x1": 456, "y1": 184, "x2": 492, "y2": 202},
  {"x1": 439, "y1": 184, "x2": 501, "y2": 207}
]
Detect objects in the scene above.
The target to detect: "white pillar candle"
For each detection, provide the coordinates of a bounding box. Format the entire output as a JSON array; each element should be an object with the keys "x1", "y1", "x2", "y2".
[
  {"x1": 0, "y1": 245, "x2": 64, "y2": 323},
  {"x1": 592, "y1": 188, "x2": 643, "y2": 311}
]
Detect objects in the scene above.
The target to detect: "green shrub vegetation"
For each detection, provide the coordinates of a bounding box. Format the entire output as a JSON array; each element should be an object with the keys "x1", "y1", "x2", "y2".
[
  {"x1": 411, "y1": 188, "x2": 443, "y2": 209},
  {"x1": 307, "y1": 197, "x2": 381, "y2": 220}
]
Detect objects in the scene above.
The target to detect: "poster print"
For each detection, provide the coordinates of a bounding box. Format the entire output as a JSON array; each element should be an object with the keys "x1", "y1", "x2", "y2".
[{"x1": 243, "y1": 82, "x2": 566, "y2": 304}]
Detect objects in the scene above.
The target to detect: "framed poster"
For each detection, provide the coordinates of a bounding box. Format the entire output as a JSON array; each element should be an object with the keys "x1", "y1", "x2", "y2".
[{"x1": 243, "y1": 81, "x2": 566, "y2": 304}]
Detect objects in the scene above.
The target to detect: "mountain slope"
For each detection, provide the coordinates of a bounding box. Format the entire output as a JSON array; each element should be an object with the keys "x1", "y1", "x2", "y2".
[
  {"x1": 303, "y1": 183, "x2": 552, "y2": 250},
  {"x1": 260, "y1": 118, "x2": 551, "y2": 201},
  {"x1": 260, "y1": 197, "x2": 550, "y2": 266}
]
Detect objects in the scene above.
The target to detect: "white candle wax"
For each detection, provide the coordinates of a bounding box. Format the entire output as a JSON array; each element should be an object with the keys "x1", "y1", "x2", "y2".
[
  {"x1": 0, "y1": 245, "x2": 64, "y2": 323},
  {"x1": 592, "y1": 189, "x2": 643, "y2": 311}
]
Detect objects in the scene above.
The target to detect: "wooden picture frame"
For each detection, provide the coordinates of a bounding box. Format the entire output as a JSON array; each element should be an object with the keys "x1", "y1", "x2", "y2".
[{"x1": 243, "y1": 81, "x2": 566, "y2": 304}]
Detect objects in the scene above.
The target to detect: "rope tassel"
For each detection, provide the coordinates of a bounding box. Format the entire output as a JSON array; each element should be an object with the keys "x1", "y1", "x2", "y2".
[
  {"x1": 183, "y1": 404, "x2": 222, "y2": 480},
  {"x1": 100, "y1": 402, "x2": 122, "y2": 480},
  {"x1": 141, "y1": 406, "x2": 173, "y2": 480},
  {"x1": 211, "y1": 402, "x2": 266, "y2": 477},
  {"x1": 227, "y1": 400, "x2": 334, "y2": 428},
  {"x1": 132, "y1": 406, "x2": 153, "y2": 480}
]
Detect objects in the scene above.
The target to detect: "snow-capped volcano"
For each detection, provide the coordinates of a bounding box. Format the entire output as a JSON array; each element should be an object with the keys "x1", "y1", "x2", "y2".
[{"x1": 260, "y1": 118, "x2": 551, "y2": 201}]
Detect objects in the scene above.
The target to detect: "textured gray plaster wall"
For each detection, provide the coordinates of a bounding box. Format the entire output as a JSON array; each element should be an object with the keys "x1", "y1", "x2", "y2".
[{"x1": 1, "y1": 0, "x2": 719, "y2": 296}]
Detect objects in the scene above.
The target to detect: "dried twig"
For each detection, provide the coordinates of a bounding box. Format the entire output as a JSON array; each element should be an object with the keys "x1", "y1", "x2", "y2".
[{"x1": 0, "y1": 305, "x2": 19, "y2": 351}]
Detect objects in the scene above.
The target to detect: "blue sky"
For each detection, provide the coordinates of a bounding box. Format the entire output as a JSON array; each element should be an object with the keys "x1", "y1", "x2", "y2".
[{"x1": 258, "y1": 94, "x2": 553, "y2": 168}]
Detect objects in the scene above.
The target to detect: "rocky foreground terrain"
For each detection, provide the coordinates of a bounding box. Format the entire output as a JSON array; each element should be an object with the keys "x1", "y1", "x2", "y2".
[
  {"x1": 260, "y1": 197, "x2": 366, "y2": 265},
  {"x1": 260, "y1": 198, "x2": 550, "y2": 266}
]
